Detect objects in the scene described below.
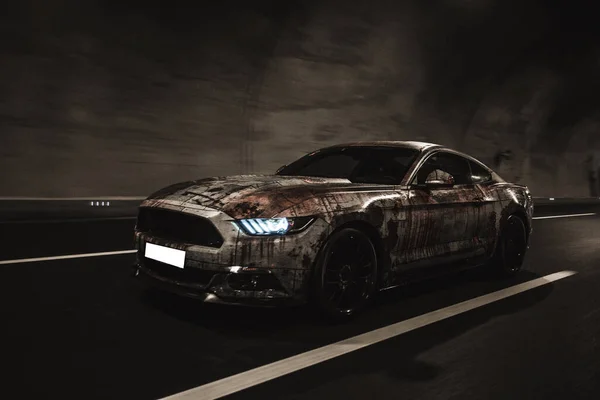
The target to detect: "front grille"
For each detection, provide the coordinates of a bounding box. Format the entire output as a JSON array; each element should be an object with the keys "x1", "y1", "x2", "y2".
[
  {"x1": 136, "y1": 207, "x2": 224, "y2": 248},
  {"x1": 141, "y1": 258, "x2": 218, "y2": 286}
]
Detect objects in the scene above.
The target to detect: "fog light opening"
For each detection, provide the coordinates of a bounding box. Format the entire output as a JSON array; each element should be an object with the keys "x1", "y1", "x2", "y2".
[{"x1": 227, "y1": 273, "x2": 283, "y2": 291}]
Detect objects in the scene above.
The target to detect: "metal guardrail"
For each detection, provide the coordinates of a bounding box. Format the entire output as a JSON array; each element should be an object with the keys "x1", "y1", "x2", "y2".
[
  {"x1": 0, "y1": 196, "x2": 598, "y2": 222},
  {"x1": 0, "y1": 198, "x2": 144, "y2": 222}
]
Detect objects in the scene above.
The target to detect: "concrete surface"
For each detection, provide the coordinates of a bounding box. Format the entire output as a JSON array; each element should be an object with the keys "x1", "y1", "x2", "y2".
[{"x1": 1, "y1": 0, "x2": 600, "y2": 197}]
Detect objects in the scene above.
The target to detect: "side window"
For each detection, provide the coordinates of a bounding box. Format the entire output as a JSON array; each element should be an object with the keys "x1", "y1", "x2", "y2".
[
  {"x1": 414, "y1": 152, "x2": 472, "y2": 185},
  {"x1": 469, "y1": 161, "x2": 492, "y2": 184},
  {"x1": 352, "y1": 149, "x2": 416, "y2": 184}
]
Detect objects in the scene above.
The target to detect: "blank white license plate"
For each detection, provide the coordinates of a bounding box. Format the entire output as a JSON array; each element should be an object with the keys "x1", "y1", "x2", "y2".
[{"x1": 145, "y1": 242, "x2": 186, "y2": 269}]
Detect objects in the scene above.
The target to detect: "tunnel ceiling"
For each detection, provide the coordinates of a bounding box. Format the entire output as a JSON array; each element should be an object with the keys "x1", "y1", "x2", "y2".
[
  {"x1": 2, "y1": 1, "x2": 598, "y2": 152},
  {"x1": 1, "y1": 0, "x2": 599, "y2": 197}
]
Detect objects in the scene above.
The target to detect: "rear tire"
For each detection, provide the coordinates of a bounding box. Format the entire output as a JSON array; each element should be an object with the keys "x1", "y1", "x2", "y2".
[
  {"x1": 311, "y1": 228, "x2": 378, "y2": 322},
  {"x1": 490, "y1": 214, "x2": 528, "y2": 277}
]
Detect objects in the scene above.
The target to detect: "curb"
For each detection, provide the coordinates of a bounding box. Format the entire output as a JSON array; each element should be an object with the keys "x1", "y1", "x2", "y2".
[{"x1": 0, "y1": 199, "x2": 143, "y2": 222}]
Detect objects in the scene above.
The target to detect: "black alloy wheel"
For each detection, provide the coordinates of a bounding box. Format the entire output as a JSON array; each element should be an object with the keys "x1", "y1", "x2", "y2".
[
  {"x1": 312, "y1": 228, "x2": 378, "y2": 321},
  {"x1": 493, "y1": 214, "x2": 528, "y2": 277}
]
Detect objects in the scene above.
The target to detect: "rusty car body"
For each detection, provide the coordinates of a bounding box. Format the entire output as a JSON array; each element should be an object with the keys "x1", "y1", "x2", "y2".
[{"x1": 133, "y1": 141, "x2": 533, "y2": 319}]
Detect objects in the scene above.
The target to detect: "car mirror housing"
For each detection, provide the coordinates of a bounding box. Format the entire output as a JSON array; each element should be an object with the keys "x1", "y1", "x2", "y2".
[
  {"x1": 411, "y1": 179, "x2": 455, "y2": 190},
  {"x1": 425, "y1": 179, "x2": 454, "y2": 188}
]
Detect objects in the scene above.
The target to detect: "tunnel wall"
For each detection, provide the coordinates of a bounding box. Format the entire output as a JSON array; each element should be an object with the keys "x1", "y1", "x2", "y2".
[{"x1": 1, "y1": 0, "x2": 599, "y2": 198}]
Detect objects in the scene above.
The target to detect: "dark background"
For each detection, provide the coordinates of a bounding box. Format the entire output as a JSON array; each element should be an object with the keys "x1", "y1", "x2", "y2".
[{"x1": 1, "y1": 0, "x2": 599, "y2": 197}]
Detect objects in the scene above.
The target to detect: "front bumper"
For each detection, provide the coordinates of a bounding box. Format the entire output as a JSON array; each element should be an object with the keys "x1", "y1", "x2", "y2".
[
  {"x1": 132, "y1": 203, "x2": 332, "y2": 306},
  {"x1": 133, "y1": 253, "x2": 307, "y2": 307}
]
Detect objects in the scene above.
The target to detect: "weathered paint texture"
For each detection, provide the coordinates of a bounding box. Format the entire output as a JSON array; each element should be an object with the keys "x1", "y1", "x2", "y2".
[{"x1": 134, "y1": 142, "x2": 533, "y2": 305}]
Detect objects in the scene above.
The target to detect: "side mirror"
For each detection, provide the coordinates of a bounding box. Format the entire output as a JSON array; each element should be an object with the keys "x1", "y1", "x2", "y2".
[
  {"x1": 275, "y1": 165, "x2": 286, "y2": 174},
  {"x1": 424, "y1": 179, "x2": 454, "y2": 189},
  {"x1": 412, "y1": 173, "x2": 455, "y2": 190}
]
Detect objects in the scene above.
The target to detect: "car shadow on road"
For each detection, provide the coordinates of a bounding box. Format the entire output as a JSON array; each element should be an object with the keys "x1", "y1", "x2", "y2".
[
  {"x1": 140, "y1": 266, "x2": 553, "y2": 348},
  {"x1": 219, "y1": 269, "x2": 558, "y2": 400}
]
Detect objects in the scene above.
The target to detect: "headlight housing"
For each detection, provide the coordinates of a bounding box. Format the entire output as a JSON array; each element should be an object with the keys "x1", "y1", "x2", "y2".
[{"x1": 235, "y1": 216, "x2": 315, "y2": 236}]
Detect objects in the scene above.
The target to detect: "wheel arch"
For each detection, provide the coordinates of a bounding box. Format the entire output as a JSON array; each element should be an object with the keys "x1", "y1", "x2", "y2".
[
  {"x1": 319, "y1": 219, "x2": 389, "y2": 286},
  {"x1": 500, "y1": 204, "x2": 530, "y2": 241},
  {"x1": 511, "y1": 210, "x2": 530, "y2": 239},
  {"x1": 493, "y1": 203, "x2": 531, "y2": 259}
]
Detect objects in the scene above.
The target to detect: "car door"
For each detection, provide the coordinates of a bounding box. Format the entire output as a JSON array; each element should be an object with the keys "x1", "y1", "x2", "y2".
[
  {"x1": 349, "y1": 147, "x2": 417, "y2": 281},
  {"x1": 402, "y1": 151, "x2": 486, "y2": 268}
]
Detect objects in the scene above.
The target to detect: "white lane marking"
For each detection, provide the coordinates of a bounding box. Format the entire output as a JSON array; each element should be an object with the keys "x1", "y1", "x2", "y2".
[
  {"x1": 532, "y1": 213, "x2": 596, "y2": 220},
  {"x1": 0, "y1": 250, "x2": 136, "y2": 265},
  {"x1": 0, "y1": 196, "x2": 145, "y2": 201},
  {"x1": 162, "y1": 270, "x2": 577, "y2": 400}
]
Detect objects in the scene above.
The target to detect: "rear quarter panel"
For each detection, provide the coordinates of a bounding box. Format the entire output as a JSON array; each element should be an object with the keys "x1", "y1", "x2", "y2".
[{"x1": 487, "y1": 182, "x2": 534, "y2": 245}]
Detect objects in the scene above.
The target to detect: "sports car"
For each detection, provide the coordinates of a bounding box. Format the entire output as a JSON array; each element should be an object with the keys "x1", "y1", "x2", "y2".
[{"x1": 133, "y1": 141, "x2": 533, "y2": 319}]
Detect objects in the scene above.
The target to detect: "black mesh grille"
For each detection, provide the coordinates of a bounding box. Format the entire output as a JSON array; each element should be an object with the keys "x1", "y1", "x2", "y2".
[
  {"x1": 136, "y1": 208, "x2": 224, "y2": 248},
  {"x1": 140, "y1": 258, "x2": 218, "y2": 286}
]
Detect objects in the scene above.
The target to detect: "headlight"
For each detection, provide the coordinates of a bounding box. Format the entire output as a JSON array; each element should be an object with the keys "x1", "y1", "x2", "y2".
[{"x1": 235, "y1": 216, "x2": 315, "y2": 236}]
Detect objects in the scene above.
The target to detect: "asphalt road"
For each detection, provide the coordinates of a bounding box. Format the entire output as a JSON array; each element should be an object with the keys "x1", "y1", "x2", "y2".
[{"x1": 1, "y1": 205, "x2": 599, "y2": 400}]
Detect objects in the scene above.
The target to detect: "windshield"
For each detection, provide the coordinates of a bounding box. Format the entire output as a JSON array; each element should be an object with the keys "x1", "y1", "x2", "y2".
[{"x1": 276, "y1": 146, "x2": 420, "y2": 185}]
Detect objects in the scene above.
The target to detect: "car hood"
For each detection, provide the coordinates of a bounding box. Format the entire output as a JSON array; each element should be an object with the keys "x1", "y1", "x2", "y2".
[{"x1": 142, "y1": 175, "x2": 360, "y2": 219}]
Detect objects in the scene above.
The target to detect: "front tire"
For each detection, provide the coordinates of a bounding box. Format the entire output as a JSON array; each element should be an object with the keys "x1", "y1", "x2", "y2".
[
  {"x1": 311, "y1": 228, "x2": 378, "y2": 321},
  {"x1": 490, "y1": 214, "x2": 528, "y2": 277}
]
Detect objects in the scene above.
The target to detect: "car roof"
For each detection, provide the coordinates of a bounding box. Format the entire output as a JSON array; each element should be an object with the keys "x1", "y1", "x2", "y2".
[{"x1": 327, "y1": 140, "x2": 444, "y2": 151}]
